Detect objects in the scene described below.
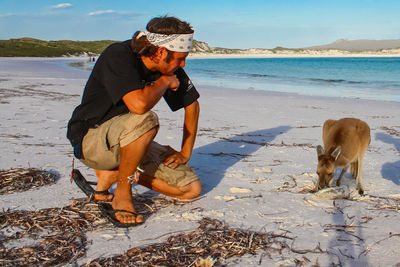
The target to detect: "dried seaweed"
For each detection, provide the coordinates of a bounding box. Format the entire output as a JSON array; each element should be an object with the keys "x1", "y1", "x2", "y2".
[
  {"x1": 1, "y1": 196, "x2": 331, "y2": 266},
  {"x1": 198, "y1": 152, "x2": 252, "y2": 159},
  {"x1": 0, "y1": 168, "x2": 57, "y2": 195},
  {"x1": 220, "y1": 137, "x2": 266, "y2": 146},
  {"x1": 0, "y1": 200, "x2": 104, "y2": 266},
  {"x1": 86, "y1": 217, "x2": 296, "y2": 266},
  {"x1": 380, "y1": 126, "x2": 400, "y2": 137},
  {"x1": 365, "y1": 194, "x2": 400, "y2": 212},
  {"x1": 0, "y1": 195, "x2": 202, "y2": 266},
  {"x1": 0, "y1": 85, "x2": 79, "y2": 101},
  {"x1": 266, "y1": 141, "x2": 315, "y2": 148}
]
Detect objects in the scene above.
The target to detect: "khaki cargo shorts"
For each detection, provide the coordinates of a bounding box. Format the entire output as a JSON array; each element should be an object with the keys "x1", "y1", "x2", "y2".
[{"x1": 80, "y1": 111, "x2": 199, "y2": 188}]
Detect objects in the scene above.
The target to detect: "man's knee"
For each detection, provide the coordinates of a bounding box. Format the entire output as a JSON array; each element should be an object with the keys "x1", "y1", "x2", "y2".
[
  {"x1": 143, "y1": 125, "x2": 159, "y2": 138},
  {"x1": 181, "y1": 180, "x2": 202, "y2": 199}
]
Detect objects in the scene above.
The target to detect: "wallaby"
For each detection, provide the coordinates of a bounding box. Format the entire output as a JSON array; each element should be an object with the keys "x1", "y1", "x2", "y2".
[{"x1": 316, "y1": 118, "x2": 370, "y2": 194}]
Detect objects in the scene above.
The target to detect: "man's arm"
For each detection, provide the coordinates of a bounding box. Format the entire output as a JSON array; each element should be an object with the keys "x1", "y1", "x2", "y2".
[
  {"x1": 163, "y1": 100, "x2": 200, "y2": 169},
  {"x1": 181, "y1": 100, "x2": 200, "y2": 159},
  {"x1": 122, "y1": 75, "x2": 179, "y2": 114}
]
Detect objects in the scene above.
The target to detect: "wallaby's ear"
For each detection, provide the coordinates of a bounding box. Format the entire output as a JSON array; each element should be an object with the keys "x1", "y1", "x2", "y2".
[
  {"x1": 317, "y1": 145, "x2": 324, "y2": 156},
  {"x1": 331, "y1": 146, "x2": 341, "y2": 160}
]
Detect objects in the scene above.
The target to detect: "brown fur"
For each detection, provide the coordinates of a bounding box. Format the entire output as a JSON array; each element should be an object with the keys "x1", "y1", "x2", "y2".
[{"x1": 316, "y1": 118, "x2": 370, "y2": 194}]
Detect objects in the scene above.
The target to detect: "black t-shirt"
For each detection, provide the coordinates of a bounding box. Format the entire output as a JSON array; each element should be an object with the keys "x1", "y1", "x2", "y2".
[{"x1": 67, "y1": 40, "x2": 199, "y2": 146}]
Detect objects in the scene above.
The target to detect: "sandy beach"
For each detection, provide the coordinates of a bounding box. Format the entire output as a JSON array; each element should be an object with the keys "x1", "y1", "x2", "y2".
[{"x1": 1, "y1": 57, "x2": 399, "y2": 266}]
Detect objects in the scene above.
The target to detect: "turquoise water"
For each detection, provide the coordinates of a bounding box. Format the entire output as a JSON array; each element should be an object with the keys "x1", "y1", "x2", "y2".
[
  {"x1": 185, "y1": 57, "x2": 400, "y2": 102},
  {"x1": 68, "y1": 57, "x2": 400, "y2": 102}
]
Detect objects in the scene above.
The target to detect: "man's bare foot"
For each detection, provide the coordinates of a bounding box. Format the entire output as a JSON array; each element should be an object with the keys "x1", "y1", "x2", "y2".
[
  {"x1": 112, "y1": 195, "x2": 143, "y2": 224},
  {"x1": 94, "y1": 170, "x2": 118, "y2": 201}
]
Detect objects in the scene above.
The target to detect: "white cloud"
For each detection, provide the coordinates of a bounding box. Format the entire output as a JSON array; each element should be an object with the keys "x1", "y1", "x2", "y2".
[
  {"x1": 0, "y1": 13, "x2": 14, "y2": 18},
  {"x1": 88, "y1": 10, "x2": 116, "y2": 16},
  {"x1": 51, "y1": 3, "x2": 72, "y2": 9}
]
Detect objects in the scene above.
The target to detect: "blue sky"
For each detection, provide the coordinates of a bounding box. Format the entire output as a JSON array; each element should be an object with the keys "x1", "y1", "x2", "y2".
[{"x1": 1, "y1": 0, "x2": 399, "y2": 49}]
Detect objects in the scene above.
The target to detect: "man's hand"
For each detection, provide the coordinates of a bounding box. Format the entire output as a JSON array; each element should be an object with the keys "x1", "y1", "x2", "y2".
[
  {"x1": 161, "y1": 74, "x2": 180, "y2": 91},
  {"x1": 161, "y1": 145, "x2": 189, "y2": 169}
]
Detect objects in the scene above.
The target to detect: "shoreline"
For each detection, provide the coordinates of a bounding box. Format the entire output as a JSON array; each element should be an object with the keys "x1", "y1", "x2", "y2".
[
  {"x1": 1, "y1": 50, "x2": 400, "y2": 61},
  {"x1": 198, "y1": 83, "x2": 400, "y2": 105},
  {"x1": 189, "y1": 52, "x2": 400, "y2": 59}
]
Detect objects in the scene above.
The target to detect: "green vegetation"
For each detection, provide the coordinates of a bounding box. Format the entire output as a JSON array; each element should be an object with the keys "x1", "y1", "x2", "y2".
[
  {"x1": 0, "y1": 38, "x2": 116, "y2": 57},
  {"x1": 271, "y1": 46, "x2": 302, "y2": 53},
  {"x1": 0, "y1": 38, "x2": 218, "y2": 57},
  {"x1": 212, "y1": 47, "x2": 243, "y2": 54}
]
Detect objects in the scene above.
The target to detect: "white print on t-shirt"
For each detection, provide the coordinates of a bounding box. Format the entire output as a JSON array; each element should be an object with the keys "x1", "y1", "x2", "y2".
[{"x1": 186, "y1": 79, "x2": 194, "y2": 92}]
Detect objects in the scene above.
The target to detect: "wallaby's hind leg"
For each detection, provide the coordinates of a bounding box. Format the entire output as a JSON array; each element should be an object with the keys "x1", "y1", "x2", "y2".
[
  {"x1": 356, "y1": 158, "x2": 364, "y2": 195},
  {"x1": 351, "y1": 161, "x2": 358, "y2": 178},
  {"x1": 336, "y1": 167, "x2": 348, "y2": 186}
]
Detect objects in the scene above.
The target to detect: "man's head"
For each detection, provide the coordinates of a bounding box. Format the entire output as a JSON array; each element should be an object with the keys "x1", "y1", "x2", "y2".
[{"x1": 131, "y1": 16, "x2": 194, "y2": 74}]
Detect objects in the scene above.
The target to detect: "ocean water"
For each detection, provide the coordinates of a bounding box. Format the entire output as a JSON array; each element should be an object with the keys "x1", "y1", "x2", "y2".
[
  {"x1": 185, "y1": 57, "x2": 400, "y2": 102},
  {"x1": 67, "y1": 57, "x2": 400, "y2": 102}
]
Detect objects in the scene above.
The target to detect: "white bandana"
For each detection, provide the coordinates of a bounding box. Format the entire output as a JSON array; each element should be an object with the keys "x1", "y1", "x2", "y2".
[{"x1": 137, "y1": 31, "x2": 194, "y2": 52}]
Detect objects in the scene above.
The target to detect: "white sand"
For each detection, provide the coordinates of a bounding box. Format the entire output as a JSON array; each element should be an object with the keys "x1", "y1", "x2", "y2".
[{"x1": 1, "y1": 57, "x2": 400, "y2": 266}]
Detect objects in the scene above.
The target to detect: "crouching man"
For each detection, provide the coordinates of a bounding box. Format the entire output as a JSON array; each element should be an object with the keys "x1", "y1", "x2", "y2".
[{"x1": 67, "y1": 16, "x2": 201, "y2": 227}]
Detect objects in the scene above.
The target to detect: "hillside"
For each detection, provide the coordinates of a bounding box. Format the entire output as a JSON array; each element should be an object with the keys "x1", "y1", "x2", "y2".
[
  {"x1": 305, "y1": 38, "x2": 400, "y2": 52},
  {"x1": 0, "y1": 38, "x2": 115, "y2": 57}
]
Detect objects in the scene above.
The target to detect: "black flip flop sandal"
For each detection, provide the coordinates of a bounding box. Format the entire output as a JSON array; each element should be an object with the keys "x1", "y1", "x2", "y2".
[
  {"x1": 98, "y1": 202, "x2": 142, "y2": 228},
  {"x1": 72, "y1": 169, "x2": 112, "y2": 201}
]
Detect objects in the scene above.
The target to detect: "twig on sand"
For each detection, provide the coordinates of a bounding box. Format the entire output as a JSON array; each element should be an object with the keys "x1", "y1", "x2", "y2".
[
  {"x1": 277, "y1": 175, "x2": 298, "y2": 192},
  {"x1": 290, "y1": 242, "x2": 326, "y2": 254},
  {"x1": 360, "y1": 194, "x2": 400, "y2": 212},
  {"x1": 373, "y1": 233, "x2": 400, "y2": 245},
  {"x1": 266, "y1": 141, "x2": 315, "y2": 149},
  {"x1": 339, "y1": 248, "x2": 355, "y2": 259},
  {"x1": 225, "y1": 194, "x2": 263, "y2": 202},
  {"x1": 323, "y1": 224, "x2": 365, "y2": 242}
]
